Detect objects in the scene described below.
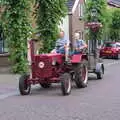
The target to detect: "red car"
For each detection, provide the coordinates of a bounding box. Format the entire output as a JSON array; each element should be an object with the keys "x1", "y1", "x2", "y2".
[{"x1": 100, "y1": 42, "x2": 120, "y2": 59}]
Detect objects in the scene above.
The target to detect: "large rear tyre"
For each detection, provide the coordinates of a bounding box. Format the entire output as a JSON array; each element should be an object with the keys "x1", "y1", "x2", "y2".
[
  {"x1": 60, "y1": 73, "x2": 72, "y2": 96},
  {"x1": 40, "y1": 83, "x2": 51, "y2": 88},
  {"x1": 74, "y1": 60, "x2": 88, "y2": 88},
  {"x1": 19, "y1": 74, "x2": 31, "y2": 95}
]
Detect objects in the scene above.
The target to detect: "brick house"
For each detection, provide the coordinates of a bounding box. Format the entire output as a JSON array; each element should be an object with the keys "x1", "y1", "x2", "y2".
[{"x1": 59, "y1": 0, "x2": 86, "y2": 45}]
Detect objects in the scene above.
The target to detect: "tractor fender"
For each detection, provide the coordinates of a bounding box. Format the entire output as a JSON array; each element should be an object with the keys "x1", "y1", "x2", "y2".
[
  {"x1": 95, "y1": 63, "x2": 104, "y2": 74},
  {"x1": 71, "y1": 54, "x2": 88, "y2": 63}
]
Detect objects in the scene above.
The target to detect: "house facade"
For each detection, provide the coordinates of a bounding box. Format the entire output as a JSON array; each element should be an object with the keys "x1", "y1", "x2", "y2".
[{"x1": 59, "y1": 0, "x2": 86, "y2": 45}]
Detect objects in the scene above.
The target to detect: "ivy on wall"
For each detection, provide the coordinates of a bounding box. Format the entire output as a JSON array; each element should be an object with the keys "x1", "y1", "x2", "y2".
[
  {"x1": 0, "y1": 0, "x2": 68, "y2": 73},
  {"x1": 2, "y1": 0, "x2": 33, "y2": 73}
]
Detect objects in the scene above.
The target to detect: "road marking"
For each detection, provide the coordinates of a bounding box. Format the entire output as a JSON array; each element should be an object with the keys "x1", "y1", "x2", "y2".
[
  {"x1": 0, "y1": 91, "x2": 19, "y2": 100},
  {"x1": 104, "y1": 61, "x2": 120, "y2": 67},
  {"x1": 0, "y1": 86, "x2": 38, "y2": 100}
]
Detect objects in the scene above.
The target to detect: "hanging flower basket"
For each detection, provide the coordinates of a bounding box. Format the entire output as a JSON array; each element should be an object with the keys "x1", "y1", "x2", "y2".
[{"x1": 85, "y1": 22, "x2": 103, "y2": 32}]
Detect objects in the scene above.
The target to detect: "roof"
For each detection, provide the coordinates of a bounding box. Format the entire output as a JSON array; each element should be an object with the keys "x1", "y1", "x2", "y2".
[
  {"x1": 108, "y1": 0, "x2": 120, "y2": 8},
  {"x1": 66, "y1": 0, "x2": 76, "y2": 11},
  {"x1": 66, "y1": 0, "x2": 85, "y2": 14}
]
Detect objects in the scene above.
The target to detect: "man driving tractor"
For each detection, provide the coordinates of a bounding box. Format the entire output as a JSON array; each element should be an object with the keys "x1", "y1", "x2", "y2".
[
  {"x1": 51, "y1": 30, "x2": 69, "y2": 54},
  {"x1": 51, "y1": 30, "x2": 87, "y2": 54}
]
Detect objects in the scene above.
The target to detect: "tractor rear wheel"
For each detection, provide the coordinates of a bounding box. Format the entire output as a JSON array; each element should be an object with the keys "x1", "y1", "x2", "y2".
[
  {"x1": 40, "y1": 83, "x2": 51, "y2": 88},
  {"x1": 74, "y1": 60, "x2": 88, "y2": 88},
  {"x1": 19, "y1": 74, "x2": 31, "y2": 95},
  {"x1": 60, "y1": 73, "x2": 72, "y2": 96}
]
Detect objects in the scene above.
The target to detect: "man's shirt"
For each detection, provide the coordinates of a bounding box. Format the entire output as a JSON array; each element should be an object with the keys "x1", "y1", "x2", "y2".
[
  {"x1": 55, "y1": 36, "x2": 69, "y2": 50},
  {"x1": 74, "y1": 39, "x2": 86, "y2": 48}
]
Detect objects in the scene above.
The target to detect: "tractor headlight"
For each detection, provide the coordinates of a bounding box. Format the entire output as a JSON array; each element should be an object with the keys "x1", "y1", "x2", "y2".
[
  {"x1": 52, "y1": 58, "x2": 57, "y2": 66},
  {"x1": 52, "y1": 60, "x2": 56, "y2": 66},
  {"x1": 38, "y1": 62, "x2": 45, "y2": 68}
]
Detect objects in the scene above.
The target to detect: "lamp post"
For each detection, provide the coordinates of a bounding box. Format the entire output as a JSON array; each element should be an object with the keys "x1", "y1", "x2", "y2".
[
  {"x1": 85, "y1": 8, "x2": 102, "y2": 58},
  {"x1": 91, "y1": 8, "x2": 97, "y2": 22},
  {"x1": 91, "y1": 8, "x2": 97, "y2": 56}
]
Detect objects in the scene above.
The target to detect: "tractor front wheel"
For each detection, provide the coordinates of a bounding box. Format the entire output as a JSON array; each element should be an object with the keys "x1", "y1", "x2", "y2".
[
  {"x1": 19, "y1": 74, "x2": 31, "y2": 95},
  {"x1": 60, "y1": 73, "x2": 72, "y2": 96},
  {"x1": 75, "y1": 60, "x2": 88, "y2": 88}
]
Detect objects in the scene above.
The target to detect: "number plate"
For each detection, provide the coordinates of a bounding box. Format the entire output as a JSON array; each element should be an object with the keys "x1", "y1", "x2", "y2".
[{"x1": 105, "y1": 51, "x2": 111, "y2": 53}]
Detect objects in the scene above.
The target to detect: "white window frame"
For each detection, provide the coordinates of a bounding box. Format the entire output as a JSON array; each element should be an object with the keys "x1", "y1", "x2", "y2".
[
  {"x1": 79, "y1": 3, "x2": 84, "y2": 18},
  {"x1": 77, "y1": 31, "x2": 84, "y2": 40}
]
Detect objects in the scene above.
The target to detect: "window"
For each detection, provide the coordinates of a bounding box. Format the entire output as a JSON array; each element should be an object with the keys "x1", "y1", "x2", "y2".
[
  {"x1": 104, "y1": 43, "x2": 116, "y2": 48},
  {"x1": 79, "y1": 3, "x2": 84, "y2": 18},
  {"x1": 0, "y1": 25, "x2": 8, "y2": 54},
  {"x1": 77, "y1": 31, "x2": 84, "y2": 40},
  {"x1": 0, "y1": 39, "x2": 3, "y2": 53}
]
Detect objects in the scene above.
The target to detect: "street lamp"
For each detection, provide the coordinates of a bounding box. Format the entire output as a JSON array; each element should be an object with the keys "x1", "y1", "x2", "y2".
[
  {"x1": 91, "y1": 8, "x2": 98, "y2": 54},
  {"x1": 91, "y1": 8, "x2": 98, "y2": 23},
  {"x1": 91, "y1": 8, "x2": 97, "y2": 17},
  {"x1": 85, "y1": 7, "x2": 102, "y2": 57}
]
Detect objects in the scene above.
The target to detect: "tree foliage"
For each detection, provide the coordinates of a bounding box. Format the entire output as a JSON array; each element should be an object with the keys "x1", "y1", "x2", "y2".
[
  {"x1": 109, "y1": 9, "x2": 120, "y2": 41},
  {"x1": 0, "y1": 0, "x2": 68, "y2": 73},
  {"x1": 2, "y1": 0, "x2": 33, "y2": 73},
  {"x1": 85, "y1": 0, "x2": 107, "y2": 40},
  {"x1": 36, "y1": 0, "x2": 67, "y2": 53}
]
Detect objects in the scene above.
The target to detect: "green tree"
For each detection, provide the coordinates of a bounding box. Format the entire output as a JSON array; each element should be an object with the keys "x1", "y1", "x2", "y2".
[
  {"x1": 2, "y1": 0, "x2": 33, "y2": 73},
  {"x1": 85, "y1": 0, "x2": 107, "y2": 41},
  {"x1": 102, "y1": 8, "x2": 113, "y2": 42},
  {"x1": 109, "y1": 9, "x2": 120, "y2": 41},
  {"x1": 1, "y1": 0, "x2": 68, "y2": 73},
  {"x1": 36, "y1": 0, "x2": 67, "y2": 53}
]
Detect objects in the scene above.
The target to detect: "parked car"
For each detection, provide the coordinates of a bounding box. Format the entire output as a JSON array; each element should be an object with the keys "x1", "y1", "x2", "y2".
[
  {"x1": 116, "y1": 42, "x2": 120, "y2": 50},
  {"x1": 99, "y1": 42, "x2": 120, "y2": 59}
]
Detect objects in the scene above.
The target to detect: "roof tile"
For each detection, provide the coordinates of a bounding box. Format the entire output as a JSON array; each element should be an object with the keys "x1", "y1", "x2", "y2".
[{"x1": 66, "y1": 0, "x2": 76, "y2": 11}]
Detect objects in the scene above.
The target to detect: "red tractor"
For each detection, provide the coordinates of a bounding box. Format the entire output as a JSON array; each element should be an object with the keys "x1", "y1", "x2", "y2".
[
  {"x1": 19, "y1": 34, "x2": 104, "y2": 96},
  {"x1": 19, "y1": 39, "x2": 89, "y2": 96}
]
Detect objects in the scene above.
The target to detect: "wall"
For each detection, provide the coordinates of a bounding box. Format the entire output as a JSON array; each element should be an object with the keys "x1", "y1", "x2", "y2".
[
  {"x1": 59, "y1": 15, "x2": 69, "y2": 40},
  {"x1": 72, "y1": 1, "x2": 85, "y2": 41}
]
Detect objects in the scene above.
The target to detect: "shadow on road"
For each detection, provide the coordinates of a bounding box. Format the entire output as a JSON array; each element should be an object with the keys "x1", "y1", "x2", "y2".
[
  {"x1": 11, "y1": 73, "x2": 104, "y2": 98},
  {"x1": 15, "y1": 75, "x2": 98, "y2": 97}
]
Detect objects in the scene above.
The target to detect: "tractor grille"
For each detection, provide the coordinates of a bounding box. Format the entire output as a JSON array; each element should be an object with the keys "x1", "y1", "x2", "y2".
[{"x1": 33, "y1": 56, "x2": 53, "y2": 78}]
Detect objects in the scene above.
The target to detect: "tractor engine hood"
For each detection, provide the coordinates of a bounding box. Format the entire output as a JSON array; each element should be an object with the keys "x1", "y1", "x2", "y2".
[{"x1": 32, "y1": 53, "x2": 64, "y2": 79}]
